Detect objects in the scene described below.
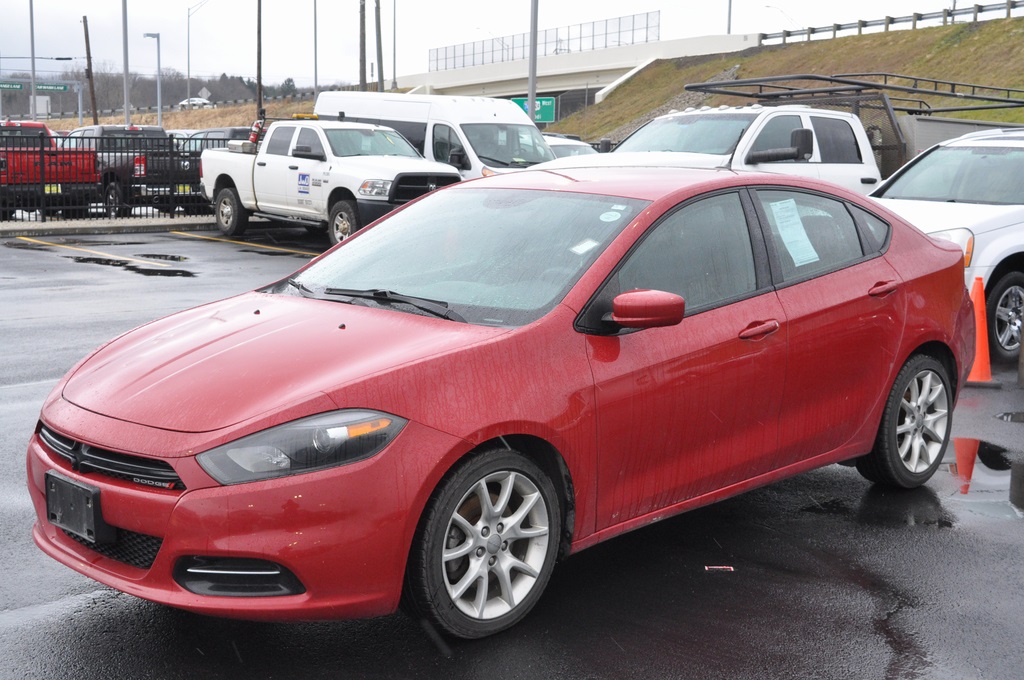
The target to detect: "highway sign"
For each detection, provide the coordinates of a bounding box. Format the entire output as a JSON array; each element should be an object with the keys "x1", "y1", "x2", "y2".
[
  {"x1": 0, "y1": 82, "x2": 24, "y2": 91},
  {"x1": 512, "y1": 97, "x2": 556, "y2": 123},
  {"x1": 35, "y1": 83, "x2": 69, "y2": 92}
]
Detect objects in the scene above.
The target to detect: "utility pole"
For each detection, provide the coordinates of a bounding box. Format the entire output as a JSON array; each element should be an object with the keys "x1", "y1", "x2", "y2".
[
  {"x1": 374, "y1": 0, "x2": 384, "y2": 92},
  {"x1": 359, "y1": 0, "x2": 367, "y2": 91},
  {"x1": 30, "y1": 0, "x2": 37, "y2": 120},
  {"x1": 527, "y1": 0, "x2": 538, "y2": 124},
  {"x1": 313, "y1": 0, "x2": 318, "y2": 99},
  {"x1": 121, "y1": 0, "x2": 130, "y2": 124},
  {"x1": 83, "y1": 16, "x2": 99, "y2": 124},
  {"x1": 256, "y1": 0, "x2": 263, "y2": 117}
]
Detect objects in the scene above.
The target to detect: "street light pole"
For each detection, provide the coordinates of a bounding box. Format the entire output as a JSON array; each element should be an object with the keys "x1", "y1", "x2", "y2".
[
  {"x1": 29, "y1": 0, "x2": 37, "y2": 120},
  {"x1": 144, "y1": 33, "x2": 161, "y2": 127},
  {"x1": 391, "y1": 0, "x2": 397, "y2": 90},
  {"x1": 188, "y1": 0, "x2": 211, "y2": 110},
  {"x1": 122, "y1": 0, "x2": 130, "y2": 124}
]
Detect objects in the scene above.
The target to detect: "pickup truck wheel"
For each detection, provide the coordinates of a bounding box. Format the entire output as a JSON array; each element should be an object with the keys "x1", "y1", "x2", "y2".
[
  {"x1": 215, "y1": 187, "x2": 249, "y2": 236},
  {"x1": 104, "y1": 181, "x2": 131, "y2": 219},
  {"x1": 328, "y1": 200, "x2": 359, "y2": 246},
  {"x1": 0, "y1": 208, "x2": 13, "y2": 222}
]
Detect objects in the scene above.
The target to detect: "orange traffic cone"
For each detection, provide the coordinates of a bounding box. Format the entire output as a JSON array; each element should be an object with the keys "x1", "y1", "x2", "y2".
[
  {"x1": 966, "y1": 277, "x2": 999, "y2": 388},
  {"x1": 953, "y1": 438, "x2": 979, "y2": 495}
]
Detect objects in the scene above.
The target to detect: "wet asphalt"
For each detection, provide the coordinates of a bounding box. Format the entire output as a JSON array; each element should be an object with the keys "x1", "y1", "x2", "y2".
[{"x1": 1, "y1": 224, "x2": 1021, "y2": 679}]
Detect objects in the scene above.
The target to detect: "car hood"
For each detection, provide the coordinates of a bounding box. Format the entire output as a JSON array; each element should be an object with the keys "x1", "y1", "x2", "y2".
[
  {"x1": 535, "y1": 150, "x2": 729, "y2": 171},
  {"x1": 61, "y1": 292, "x2": 504, "y2": 433},
  {"x1": 332, "y1": 155, "x2": 460, "y2": 178},
  {"x1": 871, "y1": 197, "x2": 1024, "y2": 235}
]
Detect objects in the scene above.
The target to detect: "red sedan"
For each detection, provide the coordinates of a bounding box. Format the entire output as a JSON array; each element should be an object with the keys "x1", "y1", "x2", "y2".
[{"x1": 27, "y1": 167, "x2": 974, "y2": 639}]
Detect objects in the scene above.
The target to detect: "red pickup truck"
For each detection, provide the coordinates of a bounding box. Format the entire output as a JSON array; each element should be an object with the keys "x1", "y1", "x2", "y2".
[{"x1": 0, "y1": 120, "x2": 101, "y2": 220}]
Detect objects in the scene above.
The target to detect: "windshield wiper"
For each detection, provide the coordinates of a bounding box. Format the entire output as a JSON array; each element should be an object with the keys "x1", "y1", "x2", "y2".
[
  {"x1": 286, "y1": 277, "x2": 314, "y2": 297},
  {"x1": 322, "y1": 287, "x2": 466, "y2": 322},
  {"x1": 476, "y1": 154, "x2": 511, "y2": 168}
]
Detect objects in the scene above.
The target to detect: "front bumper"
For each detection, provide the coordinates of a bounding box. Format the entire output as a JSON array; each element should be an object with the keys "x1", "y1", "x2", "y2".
[{"x1": 27, "y1": 410, "x2": 463, "y2": 621}]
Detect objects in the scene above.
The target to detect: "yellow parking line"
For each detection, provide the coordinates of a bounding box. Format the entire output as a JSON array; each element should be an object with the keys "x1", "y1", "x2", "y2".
[
  {"x1": 170, "y1": 231, "x2": 319, "y2": 257},
  {"x1": 16, "y1": 237, "x2": 171, "y2": 267}
]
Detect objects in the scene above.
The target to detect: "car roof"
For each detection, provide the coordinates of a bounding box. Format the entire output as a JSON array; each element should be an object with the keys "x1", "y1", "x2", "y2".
[
  {"x1": 942, "y1": 128, "x2": 1024, "y2": 145},
  {"x1": 455, "y1": 165, "x2": 843, "y2": 202}
]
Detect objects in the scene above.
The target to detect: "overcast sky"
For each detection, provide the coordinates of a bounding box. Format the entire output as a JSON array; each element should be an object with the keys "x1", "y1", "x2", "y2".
[{"x1": 0, "y1": 1, "x2": 990, "y2": 88}]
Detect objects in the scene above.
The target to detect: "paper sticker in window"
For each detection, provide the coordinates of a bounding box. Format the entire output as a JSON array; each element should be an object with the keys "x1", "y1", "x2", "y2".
[{"x1": 769, "y1": 199, "x2": 819, "y2": 266}]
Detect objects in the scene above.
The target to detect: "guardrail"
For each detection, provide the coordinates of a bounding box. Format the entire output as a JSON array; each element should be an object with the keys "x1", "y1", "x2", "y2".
[{"x1": 761, "y1": 1, "x2": 1024, "y2": 43}]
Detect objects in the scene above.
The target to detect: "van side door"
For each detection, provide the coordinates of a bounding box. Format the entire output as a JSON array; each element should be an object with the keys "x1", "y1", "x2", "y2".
[{"x1": 430, "y1": 123, "x2": 471, "y2": 178}]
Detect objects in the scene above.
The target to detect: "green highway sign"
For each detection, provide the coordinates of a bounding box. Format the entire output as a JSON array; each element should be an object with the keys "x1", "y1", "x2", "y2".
[
  {"x1": 36, "y1": 83, "x2": 69, "y2": 92},
  {"x1": 0, "y1": 82, "x2": 24, "y2": 91},
  {"x1": 512, "y1": 97, "x2": 556, "y2": 123}
]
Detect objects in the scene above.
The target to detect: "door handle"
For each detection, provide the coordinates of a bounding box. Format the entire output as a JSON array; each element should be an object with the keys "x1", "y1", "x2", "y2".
[
  {"x1": 739, "y1": 319, "x2": 780, "y2": 340},
  {"x1": 256, "y1": 161, "x2": 267, "y2": 167},
  {"x1": 861, "y1": 177, "x2": 878, "y2": 184},
  {"x1": 869, "y1": 281, "x2": 898, "y2": 297},
  {"x1": 288, "y1": 165, "x2": 299, "y2": 170}
]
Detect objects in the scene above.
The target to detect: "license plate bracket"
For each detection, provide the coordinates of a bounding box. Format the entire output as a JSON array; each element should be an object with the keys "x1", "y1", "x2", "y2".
[{"x1": 45, "y1": 470, "x2": 116, "y2": 544}]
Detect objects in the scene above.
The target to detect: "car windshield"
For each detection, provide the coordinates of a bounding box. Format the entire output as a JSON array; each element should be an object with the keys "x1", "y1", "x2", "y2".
[
  {"x1": 284, "y1": 187, "x2": 648, "y2": 326},
  {"x1": 614, "y1": 113, "x2": 758, "y2": 154},
  {"x1": 550, "y1": 143, "x2": 598, "y2": 158},
  {"x1": 324, "y1": 128, "x2": 420, "y2": 157},
  {"x1": 461, "y1": 124, "x2": 555, "y2": 167},
  {"x1": 875, "y1": 144, "x2": 1024, "y2": 204}
]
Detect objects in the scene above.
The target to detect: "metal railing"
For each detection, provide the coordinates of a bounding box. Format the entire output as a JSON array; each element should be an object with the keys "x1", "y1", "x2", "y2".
[
  {"x1": 761, "y1": 1, "x2": 1024, "y2": 43},
  {"x1": 0, "y1": 135, "x2": 235, "y2": 223}
]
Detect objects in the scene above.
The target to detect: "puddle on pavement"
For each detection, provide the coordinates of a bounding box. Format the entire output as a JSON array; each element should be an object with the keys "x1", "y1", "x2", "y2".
[
  {"x1": 944, "y1": 438, "x2": 1023, "y2": 519},
  {"x1": 134, "y1": 253, "x2": 188, "y2": 262},
  {"x1": 4, "y1": 241, "x2": 49, "y2": 251},
  {"x1": 995, "y1": 412, "x2": 1024, "y2": 423},
  {"x1": 69, "y1": 256, "x2": 195, "y2": 277}
]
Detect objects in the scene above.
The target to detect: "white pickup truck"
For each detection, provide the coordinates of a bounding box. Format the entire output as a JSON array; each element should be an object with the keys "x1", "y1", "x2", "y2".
[
  {"x1": 539, "y1": 104, "x2": 882, "y2": 194},
  {"x1": 200, "y1": 119, "x2": 462, "y2": 244}
]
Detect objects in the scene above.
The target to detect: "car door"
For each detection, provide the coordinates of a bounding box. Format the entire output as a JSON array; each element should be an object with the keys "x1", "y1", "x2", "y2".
[
  {"x1": 750, "y1": 187, "x2": 905, "y2": 467},
  {"x1": 286, "y1": 126, "x2": 329, "y2": 219},
  {"x1": 252, "y1": 125, "x2": 296, "y2": 213},
  {"x1": 586, "y1": 191, "x2": 788, "y2": 530}
]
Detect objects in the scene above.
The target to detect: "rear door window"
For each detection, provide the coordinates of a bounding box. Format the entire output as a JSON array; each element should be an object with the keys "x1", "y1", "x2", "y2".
[
  {"x1": 811, "y1": 116, "x2": 862, "y2": 164},
  {"x1": 265, "y1": 126, "x2": 296, "y2": 156}
]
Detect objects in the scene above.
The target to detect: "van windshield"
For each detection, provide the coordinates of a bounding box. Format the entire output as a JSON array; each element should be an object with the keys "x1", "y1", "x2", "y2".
[
  {"x1": 614, "y1": 113, "x2": 758, "y2": 154},
  {"x1": 461, "y1": 123, "x2": 554, "y2": 168},
  {"x1": 325, "y1": 129, "x2": 421, "y2": 158},
  {"x1": 875, "y1": 144, "x2": 1024, "y2": 205}
]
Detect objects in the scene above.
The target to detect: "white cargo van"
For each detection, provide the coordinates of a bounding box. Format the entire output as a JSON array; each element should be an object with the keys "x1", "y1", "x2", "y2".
[{"x1": 313, "y1": 92, "x2": 555, "y2": 179}]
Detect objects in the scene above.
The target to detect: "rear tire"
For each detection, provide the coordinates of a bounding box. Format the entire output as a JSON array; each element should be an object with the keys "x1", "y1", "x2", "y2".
[
  {"x1": 986, "y1": 271, "x2": 1024, "y2": 364},
  {"x1": 215, "y1": 187, "x2": 249, "y2": 237},
  {"x1": 103, "y1": 181, "x2": 131, "y2": 219},
  {"x1": 404, "y1": 449, "x2": 561, "y2": 639},
  {"x1": 855, "y1": 354, "x2": 952, "y2": 488}
]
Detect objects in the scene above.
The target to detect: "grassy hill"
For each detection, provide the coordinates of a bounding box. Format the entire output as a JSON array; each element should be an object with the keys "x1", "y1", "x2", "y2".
[
  {"x1": 547, "y1": 17, "x2": 1024, "y2": 142},
  {"x1": 45, "y1": 17, "x2": 1024, "y2": 141}
]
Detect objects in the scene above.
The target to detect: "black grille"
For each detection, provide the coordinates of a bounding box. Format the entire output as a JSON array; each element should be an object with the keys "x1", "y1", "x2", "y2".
[
  {"x1": 63, "y1": 528, "x2": 163, "y2": 570},
  {"x1": 39, "y1": 424, "x2": 186, "y2": 490},
  {"x1": 389, "y1": 172, "x2": 461, "y2": 204}
]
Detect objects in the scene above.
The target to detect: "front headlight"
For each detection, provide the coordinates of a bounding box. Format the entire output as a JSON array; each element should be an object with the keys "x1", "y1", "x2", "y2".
[
  {"x1": 358, "y1": 179, "x2": 392, "y2": 197},
  {"x1": 930, "y1": 228, "x2": 974, "y2": 266},
  {"x1": 197, "y1": 410, "x2": 406, "y2": 485}
]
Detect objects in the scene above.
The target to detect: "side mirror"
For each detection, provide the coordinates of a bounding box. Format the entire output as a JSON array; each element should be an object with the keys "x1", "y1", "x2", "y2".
[
  {"x1": 448, "y1": 148, "x2": 469, "y2": 170},
  {"x1": 745, "y1": 128, "x2": 814, "y2": 164},
  {"x1": 292, "y1": 145, "x2": 326, "y2": 162},
  {"x1": 610, "y1": 289, "x2": 685, "y2": 329}
]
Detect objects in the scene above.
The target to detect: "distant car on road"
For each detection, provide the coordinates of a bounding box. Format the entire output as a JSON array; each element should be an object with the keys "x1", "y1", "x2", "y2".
[
  {"x1": 27, "y1": 166, "x2": 973, "y2": 640},
  {"x1": 872, "y1": 128, "x2": 1024, "y2": 363},
  {"x1": 181, "y1": 126, "x2": 250, "y2": 152},
  {"x1": 178, "y1": 97, "x2": 214, "y2": 110}
]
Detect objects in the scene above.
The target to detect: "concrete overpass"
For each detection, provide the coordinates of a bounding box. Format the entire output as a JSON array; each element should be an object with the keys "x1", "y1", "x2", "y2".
[{"x1": 397, "y1": 33, "x2": 761, "y2": 104}]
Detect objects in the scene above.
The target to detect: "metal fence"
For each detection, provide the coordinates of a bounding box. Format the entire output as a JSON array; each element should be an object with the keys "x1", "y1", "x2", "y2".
[{"x1": 0, "y1": 135, "x2": 233, "y2": 223}]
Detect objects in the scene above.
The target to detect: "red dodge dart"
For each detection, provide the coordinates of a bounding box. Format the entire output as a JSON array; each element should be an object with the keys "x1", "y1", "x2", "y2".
[{"x1": 27, "y1": 167, "x2": 974, "y2": 638}]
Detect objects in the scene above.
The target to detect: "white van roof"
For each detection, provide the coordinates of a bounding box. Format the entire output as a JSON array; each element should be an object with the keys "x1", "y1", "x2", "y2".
[{"x1": 314, "y1": 91, "x2": 534, "y2": 126}]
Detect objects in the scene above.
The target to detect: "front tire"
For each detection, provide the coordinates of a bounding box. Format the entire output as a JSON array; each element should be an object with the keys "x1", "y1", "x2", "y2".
[
  {"x1": 986, "y1": 271, "x2": 1024, "y2": 364},
  {"x1": 327, "y1": 200, "x2": 359, "y2": 246},
  {"x1": 404, "y1": 450, "x2": 561, "y2": 639},
  {"x1": 856, "y1": 354, "x2": 952, "y2": 488},
  {"x1": 215, "y1": 187, "x2": 249, "y2": 236}
]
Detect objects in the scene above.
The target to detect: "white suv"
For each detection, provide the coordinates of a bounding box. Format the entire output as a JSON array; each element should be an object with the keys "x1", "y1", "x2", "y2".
[{"x1": 872, "y1": 129, "x2": 1024, "y2": 362}]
